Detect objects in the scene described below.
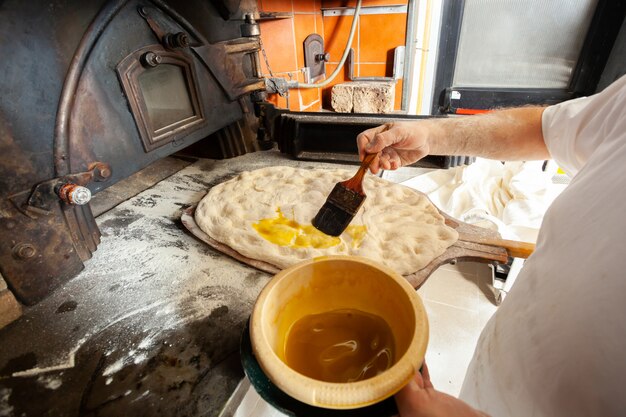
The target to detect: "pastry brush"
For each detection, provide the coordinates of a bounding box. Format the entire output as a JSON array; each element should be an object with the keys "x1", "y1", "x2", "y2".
[{"x1": 312, "y1": 153, "x2": 378, "y2": 236}]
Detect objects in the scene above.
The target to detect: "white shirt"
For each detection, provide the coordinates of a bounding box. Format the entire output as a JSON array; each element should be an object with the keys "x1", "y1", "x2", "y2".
[{"x1": 459, "y1": 75, "x2": 626, "y2": 417}]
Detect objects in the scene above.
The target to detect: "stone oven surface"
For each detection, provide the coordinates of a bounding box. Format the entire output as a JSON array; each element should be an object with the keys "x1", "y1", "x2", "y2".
[{"x1": 0, "y1": 151, "x2": 360, "y2": 416}]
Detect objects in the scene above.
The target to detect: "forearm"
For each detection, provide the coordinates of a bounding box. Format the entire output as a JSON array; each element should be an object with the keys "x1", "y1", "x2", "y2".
[{"x1": 425, "y1": 107, "x2": 549, "y2": 161}]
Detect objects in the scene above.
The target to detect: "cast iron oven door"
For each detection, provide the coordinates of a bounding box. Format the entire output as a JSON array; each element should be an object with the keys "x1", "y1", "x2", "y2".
[{"x1": 117, "y1": 45, "x2": 206, "y2": 152}]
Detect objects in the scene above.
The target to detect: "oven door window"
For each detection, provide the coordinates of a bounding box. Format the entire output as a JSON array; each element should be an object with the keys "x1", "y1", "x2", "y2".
[
  {"x1": 453, "y1": 0, "x2": 597, "y2": 89},
  {"x1": 431, "y1": 0, "x2": 625, "y2": 114},
  {"x1": 117, "y1": 46, "x2": 205, "y2": 152},
  {"x1": 139, "y1": 64, "x2": 195, "y2": 133}
]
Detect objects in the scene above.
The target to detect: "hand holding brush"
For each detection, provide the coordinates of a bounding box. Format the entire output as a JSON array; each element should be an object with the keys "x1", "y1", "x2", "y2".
[{"x1": 312, "y1": 153, "x2": 378, "y2": 236}]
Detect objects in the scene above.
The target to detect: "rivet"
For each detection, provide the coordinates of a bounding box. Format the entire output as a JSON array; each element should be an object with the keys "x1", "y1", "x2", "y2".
[
  {"x1": 13, "y1": 243, "x2": 36, "y2": 259},
  {"x1": 99, "y1": 167, "x2": 111, "y2": 179}
]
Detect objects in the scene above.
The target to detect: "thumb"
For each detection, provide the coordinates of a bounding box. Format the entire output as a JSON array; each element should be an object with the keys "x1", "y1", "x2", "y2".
[
  {"x1": 396, "y1": 363, "x2": 431, "y2": 399},
  {"x1": 394, "y1": 370, "x2": 427, "y2": 417},
  {"x1": 420, "y1": 362, "x2": 434, "y2": 389}
]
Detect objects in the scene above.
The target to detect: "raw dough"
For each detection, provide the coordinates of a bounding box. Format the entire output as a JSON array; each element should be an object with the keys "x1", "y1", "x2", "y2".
[{"x1": 195, "y1": 166, "x2": 458, "y2": 275}]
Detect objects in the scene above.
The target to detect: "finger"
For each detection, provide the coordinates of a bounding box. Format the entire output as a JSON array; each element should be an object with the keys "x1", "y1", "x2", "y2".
[
  {"x1": 421, "y1": 362, "x2": 434, "y2": 389},
  {"x1": 382, "y1": 148, "x2": 401, "y2": 170},
  {"x1": 378, "y1": 152, "x2": 392, "y2": 171},
  {"x1": 356, "y1": 134, "x2": 369, "y2": 162},
  {"x1": 368, "y1": 154, "x2": 381, "y2": 175},
  {"x1": 356, "y1": 125, "x2": 389, "y2": 161},
  {"x1": 366, "y1": 127, "x2": 400, "y2": 154},
  {"x1": 395, "y1": 374, "x2": 424, "y2": 403},
  {"x1": 380, "y1": 148, "x2": 401, "y2": 171},
  {"x1": 394, "y1": 371, "x2": 426, "y2": 416}
]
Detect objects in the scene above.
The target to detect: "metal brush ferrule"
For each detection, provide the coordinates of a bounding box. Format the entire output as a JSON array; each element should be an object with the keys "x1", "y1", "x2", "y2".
[
  {"x1": 326, "y1": 183, "x2": 365, "y2": 215},
  {"x1": 312, "y1": 184, "x2": 367, "y2": 236}
]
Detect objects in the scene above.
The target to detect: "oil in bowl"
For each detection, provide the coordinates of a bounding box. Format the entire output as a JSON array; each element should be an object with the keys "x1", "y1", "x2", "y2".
[{"x1": 284, "y1": 308, "x2": 395, "y2": 383}]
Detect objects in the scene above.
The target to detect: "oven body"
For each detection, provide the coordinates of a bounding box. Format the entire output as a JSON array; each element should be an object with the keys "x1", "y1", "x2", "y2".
[{"x1": 0, "y1": 0, "x2": 263, "y2": 305}]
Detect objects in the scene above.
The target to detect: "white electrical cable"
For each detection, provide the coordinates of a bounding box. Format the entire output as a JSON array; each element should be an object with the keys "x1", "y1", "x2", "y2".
[{"x1": 292, "y1": 0, "x2": 362, "y2": 89}]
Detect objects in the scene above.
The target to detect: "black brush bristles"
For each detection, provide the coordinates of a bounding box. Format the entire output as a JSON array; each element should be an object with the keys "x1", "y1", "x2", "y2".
[{"x1": 312, "y1": 183, "x2": 367, "y2": 236}]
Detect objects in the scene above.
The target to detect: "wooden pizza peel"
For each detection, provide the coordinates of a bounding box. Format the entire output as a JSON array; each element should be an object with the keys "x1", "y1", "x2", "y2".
[{"x1": 181, "y1": 197, "x2": 534, "y2": 289}]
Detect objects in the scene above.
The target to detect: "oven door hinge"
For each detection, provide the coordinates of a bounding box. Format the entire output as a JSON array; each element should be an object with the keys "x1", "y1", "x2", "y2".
[
  {"x1": 137, "y1": 5, "x2": 266, "y2": 101},
  {"x1": 10, "y1": 162, "x2": 111, "y2": 218},
  {"x1": 138, "y1": 6, "x2": 193, "y2": 50}
]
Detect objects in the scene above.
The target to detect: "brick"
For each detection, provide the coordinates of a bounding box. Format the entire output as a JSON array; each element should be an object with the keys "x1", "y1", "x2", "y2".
[
  {"x1": 331, "y1": 81, "x2": 396, "y2": 114},
  {"x1": 331, "y1": 83, "x2": 354, "y2": 113},
  {"x1": 352, "y1": 82, "x2": 395, "y2": 114}
]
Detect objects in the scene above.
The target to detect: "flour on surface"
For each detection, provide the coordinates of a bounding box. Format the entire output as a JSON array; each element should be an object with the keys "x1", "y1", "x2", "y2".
[
  {"x1": 37, "y1": 375, "x2": 62, "y2": 390},
  {"x1": 0, "y1": 388, "x2": 12, "y2": 417}
]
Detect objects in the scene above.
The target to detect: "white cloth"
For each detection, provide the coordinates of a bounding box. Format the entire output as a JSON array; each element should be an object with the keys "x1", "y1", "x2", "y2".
[
  {"x1": 459, "y1": 75, "x2": 626, "y2": 417},
  {"x1": 401, "y1": 158, "x2": 564, "y2": 243}
]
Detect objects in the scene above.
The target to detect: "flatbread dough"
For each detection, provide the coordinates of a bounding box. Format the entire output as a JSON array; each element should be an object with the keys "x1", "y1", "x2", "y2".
[{"x1": 195, "y1": 166, "x2": 458, "y2": 275}]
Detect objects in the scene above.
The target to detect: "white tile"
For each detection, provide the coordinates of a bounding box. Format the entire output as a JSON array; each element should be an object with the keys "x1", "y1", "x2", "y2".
[
  {"x1": 418, "y1": 267, "x2": 479, "y2": 312},
  {"x1": 475, "y1": 265, "x2": 499, "y2": 328},
  {"x1": 232, "y1": 385, "x2": 287, "y2": 417},
  {"x1": 251, "y1": 397, "x2": 286, "y2": 417},
  {"x1": 422, "y1": 299, "x2": 482, "y2": 397},
  {"x1": 232, "y1": 385, "x2": 263, "y2": 417},
  {"x1": 418, "y1": 263, "x2": 499, "y2": 398}
]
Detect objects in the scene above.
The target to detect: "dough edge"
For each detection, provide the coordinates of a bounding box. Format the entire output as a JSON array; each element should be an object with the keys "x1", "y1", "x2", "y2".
[{"x1": 195, "y1": 166, "x2": 459, "y2": 276}]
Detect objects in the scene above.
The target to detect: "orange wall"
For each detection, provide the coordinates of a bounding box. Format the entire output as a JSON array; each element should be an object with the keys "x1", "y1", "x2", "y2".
[{"x1": 258, "y1": 0, "x2": 408, "y2": 112}]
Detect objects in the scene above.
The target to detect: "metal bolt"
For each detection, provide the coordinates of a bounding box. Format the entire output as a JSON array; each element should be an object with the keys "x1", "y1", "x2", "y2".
[
  {"x1": 241, "y1": 14, "x2": 260, "y2": 37},
  {"x1": 13, "y1": 243, "x2": 36, "y2": 259},
  {"x1": 57, "y1": 184, "x2": 92, "y2": 205},
  {"x1": 163, "y1": 32, "x2": 189, "y2": 49},
  {"x1": 316, "y1": 52, "x2": 330, "y2": 62},
  {"x1": 69, "y1": 186, "x2": 91, "y2": 205},
  {"x1": 99, "y1": 166, "x2": 111, "y2": 179},
  {"x1": 89, "y1": 162, "x2": 112, "y2": 181},
  {"x1": 142, "y1": 52, "x2": 162, "y2": 67}
]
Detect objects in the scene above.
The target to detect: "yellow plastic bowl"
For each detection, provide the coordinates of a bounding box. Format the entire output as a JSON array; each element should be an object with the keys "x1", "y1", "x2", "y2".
[{"x1": 249, "y1": 256, "x2": 429, "y2": 409}]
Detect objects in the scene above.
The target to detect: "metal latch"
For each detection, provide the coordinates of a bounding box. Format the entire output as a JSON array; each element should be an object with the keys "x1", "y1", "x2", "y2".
[
  {"x1": 303, "y1": 34, "x2": 329, "y2": 83},
  {"x1": 14, "y1": 162, "x2": 112, "y2": 217}
]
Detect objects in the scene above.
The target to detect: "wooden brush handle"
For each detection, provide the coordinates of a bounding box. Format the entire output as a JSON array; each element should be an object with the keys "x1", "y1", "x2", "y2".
[
  {"x1": 464, "y1": 235, "x2": 536, "y2": 259},
  {"x1": 342, "y1": 153, "x2": 378, "y2": 193}
]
